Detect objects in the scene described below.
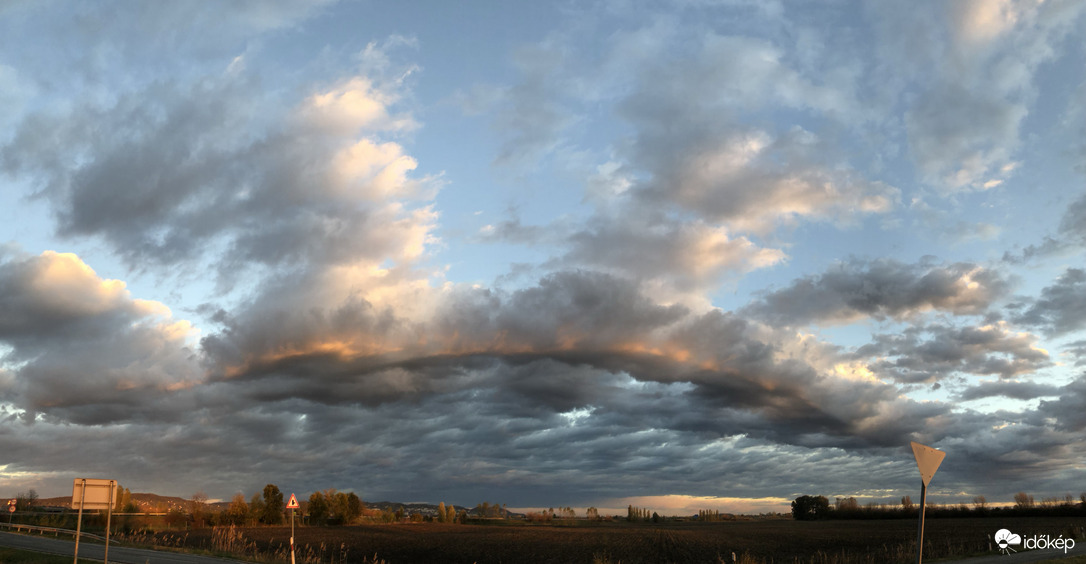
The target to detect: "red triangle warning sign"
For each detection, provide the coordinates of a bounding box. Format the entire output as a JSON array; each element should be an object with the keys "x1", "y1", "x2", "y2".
[{"x1": 286, "y1": 493, "x2": 299, "y2": 509}]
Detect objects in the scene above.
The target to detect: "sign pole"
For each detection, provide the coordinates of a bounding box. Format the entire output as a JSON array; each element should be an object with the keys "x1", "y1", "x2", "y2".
[
  {"x1": 286, "y1": 493, "x2": 299, "y2": 564},
  {"x1": 910, "y1": 442, "x2": 945, "y2": 564},
  {"x1": 915, "y1": 480, "x2": 927, "y2": 564},
  {"x1": 73, "y1": 479, "x2": 86, "y2": 564},
  {"x1": 104, "y1": 480, "x2": 115, "y2": 564}
]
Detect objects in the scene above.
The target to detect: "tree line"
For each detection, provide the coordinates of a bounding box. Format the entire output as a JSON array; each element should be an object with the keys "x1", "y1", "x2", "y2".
[{"x1": 791, "y1": 492, "x2": 1086, "y2": 520}]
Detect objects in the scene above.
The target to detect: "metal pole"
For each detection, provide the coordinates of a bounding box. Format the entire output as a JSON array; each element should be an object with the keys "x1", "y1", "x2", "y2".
[
  {"x1": 74, "y1": 479, "x2": 86, "y2": 564},
  {"x1": 915, "y1": 480, "x2": 927, "y2": 564},
  {"x1": 290, "y1": 507, "x2": 296, "y2": 564},
  {"x1": 104, "y1": 480, "x2": 114, "y2": 564}
]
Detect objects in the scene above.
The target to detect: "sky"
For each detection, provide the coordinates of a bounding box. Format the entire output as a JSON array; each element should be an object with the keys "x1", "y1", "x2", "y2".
[{"x1": 1, "y1": 0, "x2": 1085, "y2": 516}]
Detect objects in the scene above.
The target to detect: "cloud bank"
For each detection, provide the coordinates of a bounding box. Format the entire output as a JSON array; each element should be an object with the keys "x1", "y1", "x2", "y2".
[{"x1": 1, "y1": 1, "x2": 1084, "y2": 512}]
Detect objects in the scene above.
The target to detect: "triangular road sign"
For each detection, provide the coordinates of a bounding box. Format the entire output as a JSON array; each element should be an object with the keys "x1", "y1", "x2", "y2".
[
  {"x1": 286, "y1": 493, "x2": 299, "y2": 509},
  {"x1": 911, "y1": 441, "x2": 945, "y2": 486}
]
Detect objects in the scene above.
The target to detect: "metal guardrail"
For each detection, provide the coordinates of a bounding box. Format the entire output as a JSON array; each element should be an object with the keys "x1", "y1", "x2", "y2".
[{"x1": 0, "y1": 520, "x2": 107, "y2": 542}]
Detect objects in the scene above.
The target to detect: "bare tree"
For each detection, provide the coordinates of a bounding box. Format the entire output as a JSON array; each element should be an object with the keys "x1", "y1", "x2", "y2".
[{"x1": 191, "y1": 492, "x2": 209, "y2": 528}]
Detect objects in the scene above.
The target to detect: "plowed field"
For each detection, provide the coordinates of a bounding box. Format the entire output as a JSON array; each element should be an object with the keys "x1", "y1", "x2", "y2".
[{"x1": 142, "y1": 516, "x2": 1084, "y2": 564}]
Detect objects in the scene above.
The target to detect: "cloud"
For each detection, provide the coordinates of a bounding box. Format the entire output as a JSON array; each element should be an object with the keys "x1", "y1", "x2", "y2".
[
  {"x1": 1011, "y1": 268, "x2": 1086, "y2": 336},
  {"x1": 905, "y1": 83, "x2": 1025, "y2": 190},
  {"x1": 0, "y1": 251, "x2": 200, "y2": 425},
  {"x1": 560, "y1": 215, "x2": 786, "y2": 294},
  {"x1": 489, "y1": 39, "x2": 579, "y2": 168},
  {"x1": 866, "y1": 0, "x2": 1086, "y2": 191},
  {"x1": 195, "y1": 265, "x2": 957, "y2": 457},
  {"x1": 606, "y1": 28, "x2": 897, "y2": 231},
  {"x1": 628, "y1": 127, "x2": 899, "y2": 233},
  {"x1": 1037, "y1": 374, "x2": 1086, "y2": 432},
  {"x1": 745, "y1": 258, "x2": 1012, "y2": 326},
  {"x1": 956, "y1": 379, "x2": 1061, "y2": 402},
  {"x1": 1, "y1": 62, "x2": 439, "y2": 292},
  {"x1": 1064, "y1": 340, "x2": 1086, "y2": 367},
  {"x1": 1, "y1": 0, "x2": 1085, "y2": 512},
  {"x1": 1003, "y1": 192, "x2": 1086, "y2": 262},
  {"x1": 477, "y1": 11, "x2": 898, "y2": 235},
  {"x1": 859, "y1": 321, "x2": 1050, "y2": 384},
  {"x1": 482, "y1": 207, "x2": 787, "y2": 303}
]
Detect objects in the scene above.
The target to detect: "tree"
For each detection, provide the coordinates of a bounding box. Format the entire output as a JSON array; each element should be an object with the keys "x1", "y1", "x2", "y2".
[
  {"x1": 262, "y1": 484, "x2": 284, "y2": 525},
  {"x1": 191, "y1": 492, "x2": 209, "y2": 528},
  {"x1": 437, "y1": 502, "x2": 446, "y2": 523},
  {"x1": 226, "y1": 493, "x2": 249, "y2": 526},
  {"x1": 1013, "y1": 492, "x2": 1034, "y2": 510},
  {"x1": 165, "y1": 507, "x2": 187, "y2": 528},
  {"x1": 345, "y1": 492, "x2": 363, "y2": 524},
  {"x1": 114, "y1": 487, "x2": 134, "y2": 513},
  {"x1": 308, "y1": 492, "x2": 328, "y2": 525},
  {"x1": 15, "y1": 489, "x2": 38, "y2": 512},
  {"x1": 901, "y1": 496, "x2": 914, "y2": 512},
  {"x1": 791, "y1": 495, "x2": 829, "y2": 521},
  {"x1": 835, "y1": 496, "x2": 859, "y2": 514},
  {"x1": 249, "y1": 493, "x2": 265, "y2": 525}
]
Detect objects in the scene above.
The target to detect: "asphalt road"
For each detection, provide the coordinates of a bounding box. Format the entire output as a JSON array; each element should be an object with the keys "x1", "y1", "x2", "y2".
[
  {"x1": 0, "y1": 531, "x2": 252, "y2": 563},
  {"x1": 942, "y1": 540, "x2": 1085, "y2": 563}
]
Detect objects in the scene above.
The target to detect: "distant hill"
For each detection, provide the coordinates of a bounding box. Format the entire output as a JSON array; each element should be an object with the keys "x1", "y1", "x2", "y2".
[
  {"x1": 37, "y1": 492, "x2": 191, "y2": 512},
  {"x1": 33, "y1": 493, "x2": 523, "y2": 518}
]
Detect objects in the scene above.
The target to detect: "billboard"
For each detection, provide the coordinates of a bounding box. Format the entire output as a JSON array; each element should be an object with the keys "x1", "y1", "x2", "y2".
[{"x1": 71, "y1": 478, "x2": 117, "y2": 510}]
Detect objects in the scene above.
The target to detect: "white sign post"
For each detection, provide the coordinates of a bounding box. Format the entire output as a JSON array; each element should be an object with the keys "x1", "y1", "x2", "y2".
[
  {"x1": 286, "y1": 493, "x2": 300, "y2": 564},
  {"x1": 71, "y1": 478, "x2": 117, "y2": 564},
  {"x1": 911, "y1": 442, "x2": 945, "y2": 564}
]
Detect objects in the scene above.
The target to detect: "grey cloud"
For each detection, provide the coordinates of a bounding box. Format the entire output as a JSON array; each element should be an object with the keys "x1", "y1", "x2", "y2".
[
  {"x1": 1012, "y1": 268, "x2": 1086, "y2": 336},
  {"x1": 200, "y1": 268, "x2": 926, "y2": 454},
  {"x1": 860, "y1": 322, "x2": 1050, "y2": 384},
  {"x1": 559, "y1": 212, "x2": 785, "y2": 293},
  {"x1": 1037, "y1": 374, "x2": 1086, "y2": 432},
  {"x1": 905, "y1": 84, "x2": 1025, "y2": 189},
  {"x1": 1003, "y1": 192, "x2": 1086, "y2": 262},
  {"x1": 7, "y1": 362, "x2": 1077, "y2": 507},
  {"x1": 1058, "y1": 193, "x2": 1086, "y2": 246},
  {"x1": 482, "y1": 205, "x2": 786, "y2": 296},
  {"x1": 1065, "y1": 340, "x2": 1086, "y2": 367},
  {"x1": 2, "y1": 68, "x2": 433, "y2": 291},
  {"x1": 621, "y1": 105, "x2": 897, "y2": 232},
  {"x1": 956, "y1": 380, "x2": 1062, "y2": 402},
  {"x1": 868, "y1": 1, "x2": 1086, "y2": 190},
  {"x1": 745, "y1": 258, "x2": 1012, "y2": 327},
  {"x1": 0, "y1": 251, "x2": 201, "y2": 425},
  {"x1": 483, "y1": 13, "x2": 897, "y2": 234}
]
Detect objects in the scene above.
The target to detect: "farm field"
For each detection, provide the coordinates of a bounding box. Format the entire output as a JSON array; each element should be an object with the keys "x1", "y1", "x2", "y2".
[{"x1": 128, "y1": 516, "x2": 1086, "y2": 564}]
